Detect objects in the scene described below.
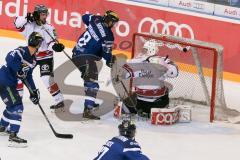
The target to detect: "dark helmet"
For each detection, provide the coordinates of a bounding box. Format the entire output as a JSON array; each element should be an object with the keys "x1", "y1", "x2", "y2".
[
  {"x1": 33, "y1": 4, "x2": 48, "y2": 25},
  {"x1": 28, "y1": 32, "x2": 43, "y2": 47},
  {"x1": 102, "y1": 10, "x2": 119, "y2": 28},
  {"x1": 118, "y1": 120, "x2": 136, "y2": 139},
  {"x1": 34, "y1": 4, "x2": 48, "y2": 14}
]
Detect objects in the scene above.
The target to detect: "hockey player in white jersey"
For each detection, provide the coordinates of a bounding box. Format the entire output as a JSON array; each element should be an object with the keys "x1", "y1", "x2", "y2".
[
  {"x1": 14, "y1": 4, "x2": 65, "y2": 110},
  {"x1": 118, "y1": 40, "x2": 179, "y2": 117}
]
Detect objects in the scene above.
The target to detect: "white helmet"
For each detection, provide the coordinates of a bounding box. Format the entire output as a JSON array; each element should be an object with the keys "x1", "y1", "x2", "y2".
[{"x1": 143, "y1": 40, "x2": 159, "y2": 56}]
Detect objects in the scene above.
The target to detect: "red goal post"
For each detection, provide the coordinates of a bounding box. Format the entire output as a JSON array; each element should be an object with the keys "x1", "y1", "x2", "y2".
[{"x1": 131, "y1": 32, "x2": 228, "y2": 122}]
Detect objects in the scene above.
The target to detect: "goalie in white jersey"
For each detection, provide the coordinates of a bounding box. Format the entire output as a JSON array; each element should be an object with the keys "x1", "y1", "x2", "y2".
[
  {"x1": 14, "y1": 4, "x2": 65, "y2": 110},
  {"x1": 119, "y1": 40, "x2": 179, "y2": 117}
]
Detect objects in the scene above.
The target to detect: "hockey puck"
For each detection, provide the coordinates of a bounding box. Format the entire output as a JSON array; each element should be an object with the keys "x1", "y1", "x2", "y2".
[{"x1": 183, "y1": 48, "x2": 187, "y2": 52}]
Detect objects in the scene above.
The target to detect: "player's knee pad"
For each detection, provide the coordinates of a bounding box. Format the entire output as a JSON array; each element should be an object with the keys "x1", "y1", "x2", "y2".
[
  {"x1": 38, "y1": 58, "x2": 54, "y2": 76},
  {"x1": 84, "y1": 81, "x2": 99, "y2": 97},
  {"x1": 6, "y1": 104, "x2": 23, "y2": 133},
  {"x1": 6, "y1": 104, "x2": 24, "y2": 118}
]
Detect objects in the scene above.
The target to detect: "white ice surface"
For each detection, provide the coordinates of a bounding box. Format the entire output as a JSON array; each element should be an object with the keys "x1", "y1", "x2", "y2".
[{"x1": 0, "y1": 37, "x2": 240, "y2": 160}]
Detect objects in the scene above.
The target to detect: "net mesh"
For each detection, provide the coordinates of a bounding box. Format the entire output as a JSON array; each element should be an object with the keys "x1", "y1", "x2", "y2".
[{"x1": 131, "y1": 33, "x2": 239, "y2": 122}]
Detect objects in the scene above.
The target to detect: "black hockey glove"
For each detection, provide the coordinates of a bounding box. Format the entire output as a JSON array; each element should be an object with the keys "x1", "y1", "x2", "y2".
[
  {"x1": 26, "y1": 12, "x2": 34, "y2": 22},
  {"x1": 30, "y1": 89, "x2": 40, "y2": 105},
  {"x1": 52, "y1": 43, "x2": 65, "y2": 52},
  {"x1": 16, "y1": 66, "x2": 30, "y2": 80},
  {"x1": 106, "y1": 55, "x2": 116, "y2": 68}
]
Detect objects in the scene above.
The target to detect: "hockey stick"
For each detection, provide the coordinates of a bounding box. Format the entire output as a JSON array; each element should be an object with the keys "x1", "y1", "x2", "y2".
[
  {"x1": 112, "y1": 65, "x2": 137, "y2": 109},
  {"x1": 37, "y1": 102, "x2": 73, "y2": 139},
  {"x1": 42, "y1": 26, "x2": 72, "y2": 61},
  {"x1": 42, "y1": 26, "x2": 108, "y2": 86},
  {"x1": 23, "y1": 80, "x2": 73, "y2": 139}
]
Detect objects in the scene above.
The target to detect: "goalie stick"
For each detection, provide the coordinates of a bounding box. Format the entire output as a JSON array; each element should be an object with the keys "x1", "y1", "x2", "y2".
[
  {"x1": 23, "y1": 80, "x2": 73, "y2": 139},
  {"x1": 111, "y1": 61, "x2": 137, "y2": 110}
]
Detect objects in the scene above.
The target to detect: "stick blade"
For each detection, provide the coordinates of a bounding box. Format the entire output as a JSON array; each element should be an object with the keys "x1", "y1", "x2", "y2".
[{"x1": 55, "y1": 133, "x2": 73, "y2": 139}]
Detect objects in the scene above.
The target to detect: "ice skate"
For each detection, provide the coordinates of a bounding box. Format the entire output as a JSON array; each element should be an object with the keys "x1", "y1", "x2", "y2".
[
  {"x1": 50, "y1": 101, "x2": 65, "y2": 111},
  {"x1": 83, "y1": 108, "x2": 100, "y2": 120},
  {"x1": 92, "y1": 103, "x2": 100, "y2": 111},
  {"x1": 8, "y1": 132, "x2": 27, "y2": 148}
]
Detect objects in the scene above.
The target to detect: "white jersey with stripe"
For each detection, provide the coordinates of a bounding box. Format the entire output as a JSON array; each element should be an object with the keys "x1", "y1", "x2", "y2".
[{"x1": 14, "y1": 16, "x2": 56, "y2": 60}]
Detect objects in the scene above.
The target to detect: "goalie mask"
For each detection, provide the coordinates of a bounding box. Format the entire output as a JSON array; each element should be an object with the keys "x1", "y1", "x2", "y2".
[
  {"x1": 118, "y1": 120, "x2": 136, "y2": 139},
  {"x1": 103, "y1": 10, "x2": 119, "y2": 28},
  {"x1": 143, "y1": 40, "x2": 159, "y2": 56}
]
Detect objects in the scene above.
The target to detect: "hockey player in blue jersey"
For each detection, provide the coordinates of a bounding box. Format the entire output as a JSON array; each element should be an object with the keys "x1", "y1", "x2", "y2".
[
  {"x1": 0, "y1": 32, "x2": 43, "y2": 147},
  {"x1": 72, "y1": 10, "x2": 119, "y2": 120},
  {"x1": 94, "y1": 120, "x2": 150, "y2": 160}
]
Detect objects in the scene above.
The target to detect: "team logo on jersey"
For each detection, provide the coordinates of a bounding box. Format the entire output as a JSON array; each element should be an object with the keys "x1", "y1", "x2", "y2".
[
  {"x1": 41, "y1": 64, "x2": 50, "y2": 71},
  {"x1": 138, "y1": 69, "x2": 153, "y2": 78}
]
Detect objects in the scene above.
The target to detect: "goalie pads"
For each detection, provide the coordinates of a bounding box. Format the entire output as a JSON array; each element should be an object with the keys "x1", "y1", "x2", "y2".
[{"x1": 151, "y1": 105, "x2": 192, "y2": 125}]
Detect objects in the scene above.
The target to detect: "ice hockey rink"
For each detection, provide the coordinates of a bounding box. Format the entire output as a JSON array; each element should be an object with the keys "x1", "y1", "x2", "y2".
[{"x1": 1, "y1": 37, "x2": 240, "y2": 160}]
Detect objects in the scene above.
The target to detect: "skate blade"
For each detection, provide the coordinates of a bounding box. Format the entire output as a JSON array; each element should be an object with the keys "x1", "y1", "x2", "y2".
[
  {"x1": 8, "y1": 141, "x2": 28, "y2": 148},
  {"x1": 51, "y1": 107, "x2": 65, "y2": 113},
  {"x1": 92, "y1": 107, "x2": 100, "y2": 111},
  {"x1": 0, "y1": 132, "x2": 10, "y2": 136}
]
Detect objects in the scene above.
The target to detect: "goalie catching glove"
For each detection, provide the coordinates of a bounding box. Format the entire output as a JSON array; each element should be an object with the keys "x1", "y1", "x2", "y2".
[{"x1": 29, "y1": 89, "x2": 40, "y2": 105}]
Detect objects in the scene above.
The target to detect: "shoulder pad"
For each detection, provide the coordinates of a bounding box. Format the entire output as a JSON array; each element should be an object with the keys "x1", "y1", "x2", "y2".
[{"x1": 115, "y1": 136, "x2": 128, "y2": 142}]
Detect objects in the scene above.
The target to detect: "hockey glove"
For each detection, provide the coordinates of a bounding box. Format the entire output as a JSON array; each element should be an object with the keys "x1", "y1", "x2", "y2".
[
  {"x1": 52, "y1": 43, "x2": 65, "y2": 52},
  {"x1": 16, "y1": 66, "x2": 30, "y2": 80},
  {"x1": 30, "y1": 89, "x2": 40, "y2": 105},
  {"x1": 106, "y1": 55, "x2": 116, "y2": 68},
  {"x1": 26, "y1": 12, "x2": 34, "y2": 22}
]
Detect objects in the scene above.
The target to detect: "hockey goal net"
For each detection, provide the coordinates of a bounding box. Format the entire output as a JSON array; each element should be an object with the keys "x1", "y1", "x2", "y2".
[{"x1": 130, "y1": 32, "x2": 237, "y2": 122}]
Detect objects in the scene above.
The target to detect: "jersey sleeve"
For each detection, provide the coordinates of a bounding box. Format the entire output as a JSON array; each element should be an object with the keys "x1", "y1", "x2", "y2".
[
  {"x1": 5, "y1": 50, "x2": 22, "y2": 73},
  {"x1": 102, "y1": 37, "x2": 114, "y2": 62},
  {"x1": 122, "y1": 139, "x2": 150, "y2": 160},
  {"x1": 163, "y1": 59, "x2": 178, "y2": 78},
  {"x1": 25, "y1": 70, "x2": 37, "y2": 90},
  {"x1": 124, "y1": 151, "x2": 150, "y2": 160},
  {"x1": 44, "y1": 24, "x2": 57, "y2": 51},
  {"x1": 82, "y1": 14, "x2": 93, "y2": 26}
]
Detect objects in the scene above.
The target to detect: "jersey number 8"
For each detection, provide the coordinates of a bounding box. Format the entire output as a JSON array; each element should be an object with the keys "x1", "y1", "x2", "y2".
[{"x1": 78, "y1": 31, "x2": 91, "y2": 47}]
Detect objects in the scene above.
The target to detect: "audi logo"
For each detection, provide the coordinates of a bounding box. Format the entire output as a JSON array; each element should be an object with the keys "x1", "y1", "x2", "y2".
[{"x1": 138, "y1": 17, "x2": 194, "y2": 39}]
